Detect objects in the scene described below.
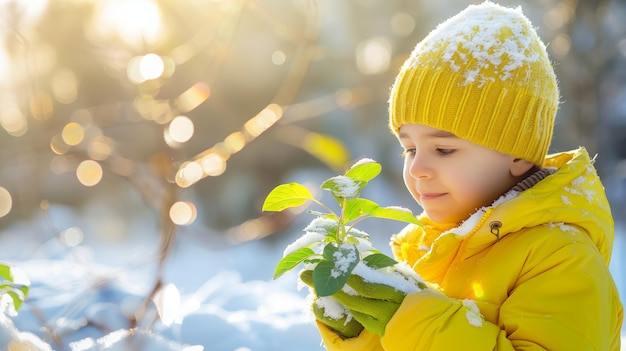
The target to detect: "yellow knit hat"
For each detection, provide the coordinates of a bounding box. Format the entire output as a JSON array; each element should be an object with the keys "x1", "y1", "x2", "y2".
[{"x1": 389, "y1": 1, "x2": 559, "y2": 165}]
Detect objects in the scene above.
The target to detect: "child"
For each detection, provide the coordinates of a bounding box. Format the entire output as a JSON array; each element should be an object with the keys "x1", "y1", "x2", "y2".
[{"x1": 305, "y1": 1, "x2": 624, "y2": 350}]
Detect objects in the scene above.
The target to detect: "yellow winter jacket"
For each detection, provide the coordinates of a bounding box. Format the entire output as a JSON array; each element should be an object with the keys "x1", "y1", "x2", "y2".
[{"x1": 316, "y1": 148, "x2": 623, "y2": 350}]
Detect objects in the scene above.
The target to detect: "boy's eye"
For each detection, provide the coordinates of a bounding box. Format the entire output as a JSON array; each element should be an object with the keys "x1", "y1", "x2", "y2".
[
  {"x1": 401, "y1": 148, "x2": 416, "y2": 157},
  {"x1": 436, "y1": 148, "x2": 455, "y2": 155}
]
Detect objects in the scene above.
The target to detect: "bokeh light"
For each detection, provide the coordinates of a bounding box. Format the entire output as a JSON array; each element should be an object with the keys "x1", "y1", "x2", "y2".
[
  {"x1": 87, "y1": 136, "x2": 115, "y2": 160},
  {"x1": 0, "y1": 100, "x2": 27, "y2": 137},
  {"x1": 223, "y1": 132, "x2": 246, "y2": 154},
  {"x1": 169, "y1": 201, "x2": 197, "y2": 225},
  {"x1": 76, "y1": 160, "x2": 103, "y2": 187},
  {"x1": 50, "y1": 135, "x2": 70, "y2": 155},
  {"x1": 272, "y1": 50, "x2": 287, "y2": 65},
  {"x1": 61, "y1": 227, "x2": 84, "y2": 247},
  {"x1": 62, "y1": 122, "x2": 85, "y2": 146},
  {"x1": 243, "y1": 104, "x2": 283, "y2": 138},
  {"x1": 391, "y1": 12, "x2": 415, "y2": 37},
  {"x1": 175, "y1": 161, "x2": 203, "y2": 188},
  {"x1": 29, "y1": 92, "x2": 54, "y2": 121},
  {"x1": 175, "y1": 82, "x2": 211, "y2": 113},
  {"x1": 51, "y1": 69, "x2": 78, "y2": 104},
  {"x1": 127, "y1": 53, "x2": 166, "y2": 84},
  {"x1": 0, "y1": 187, "x2": 13, "y2": 218},
  {"x1": 200, "y1": 153, "x2": 227, "y2": 177},
  {"x1": 167, "y1": 115, "x2": 194, "y2": 144},
  {"x1": 356, "y1": 37, "x2": 391, "y2": 75}
]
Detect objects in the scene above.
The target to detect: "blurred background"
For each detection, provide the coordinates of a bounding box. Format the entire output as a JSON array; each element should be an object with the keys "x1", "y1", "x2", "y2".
[{"x1": 0, "y1": 0, "x2": 624, "y2": 349}]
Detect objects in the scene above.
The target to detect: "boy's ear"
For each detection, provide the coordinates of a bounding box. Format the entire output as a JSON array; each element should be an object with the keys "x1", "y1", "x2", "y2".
[{"x1": 510, "y1": 158, "x2": 535, "y2": 177}]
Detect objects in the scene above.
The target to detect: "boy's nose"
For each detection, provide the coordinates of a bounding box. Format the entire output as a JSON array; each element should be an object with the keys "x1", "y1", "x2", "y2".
[{"x1": 408, "y1": 153, "x2": 433, "y2": 179}]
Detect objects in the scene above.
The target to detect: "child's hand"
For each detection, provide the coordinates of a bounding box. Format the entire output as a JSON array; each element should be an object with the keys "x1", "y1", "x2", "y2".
[
  {"x1": 300, "y1": 264, "x2": 422, "y2": 337},
  {"x1": 310, "y1": 295, "x2": 364, "y2": 338}
]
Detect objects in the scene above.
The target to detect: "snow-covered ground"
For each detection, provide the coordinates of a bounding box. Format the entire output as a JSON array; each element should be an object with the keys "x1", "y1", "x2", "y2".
[{"x1": 0, "y1": 201, "x2": 624, "y2": 350}]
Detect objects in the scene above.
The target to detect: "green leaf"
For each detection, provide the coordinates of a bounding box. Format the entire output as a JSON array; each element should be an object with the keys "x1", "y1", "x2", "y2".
[
  {"x1": 363, "y1": 253, "x2": 398, "y2": 269},
  {"x1": 321, "y1": 242, "x2": 339, "y2": 260},
  {"x1": 343, "y1": 198, "x2": 378, "y2": 223},
  {"x1": 345, "y1": 159, "x2": 381, "y2": 182},
  {"x1": 273, "y1": 247, "x2": 316, "y2": 279},
  {"x1": 321, "y1": 176, "x2": 365, "y2": 200},
  {"x1": 262, "y1": 183, "x2": 313, "y2": 212},
  {"x1": 314, "y1": 243, "x2": 359, "y2": 296},
  {"x1": 0, "y1": 263, "x2": 30, "y2": 312},
  {"x1": 5, "y1": 290, "x2": 26, "y2": 311},
  {"x1": 370, "y1": 206, "x2": 421, "y2": 225}
]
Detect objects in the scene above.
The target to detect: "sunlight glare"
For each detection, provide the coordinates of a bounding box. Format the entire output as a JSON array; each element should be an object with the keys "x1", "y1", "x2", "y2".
[
  {"x1": 472, "y1": 282, "x2": 484, "y2": 299},
  {"x1": 139, "y1": 53, "x2": 164, "y2": 80},
  {"x1": 92, "y1": 0, "x2": 163, "y2": 47}
]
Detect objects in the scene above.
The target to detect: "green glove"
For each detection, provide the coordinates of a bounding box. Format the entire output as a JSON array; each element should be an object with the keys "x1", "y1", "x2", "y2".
[
  {"x1": 301, "y1": 266, "x2": 421, "y2": 337},
  {"x1": 311, "y1": 295, "x2": 364, "y2": 338},
  {"x1": 334, "y1": 273, "x2": 405, "y2": 337}
]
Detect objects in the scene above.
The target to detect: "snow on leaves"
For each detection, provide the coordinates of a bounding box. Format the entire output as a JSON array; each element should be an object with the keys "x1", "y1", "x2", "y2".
[{"x1": 263, "y1": 158, "x2": 422, "y2": 297}]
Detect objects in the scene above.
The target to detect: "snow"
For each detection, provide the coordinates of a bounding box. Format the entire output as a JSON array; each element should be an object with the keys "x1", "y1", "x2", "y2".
[
  {"x1": 349, "y1": 158, "x2": 376, "y2": 168},
  {"x1": 561, "y1": 195, "x2": 573, "y2": 205},
  {"x1": 547, "y1": 222, "x2": 578, "y2": 234},
  {"x1": 330, "y1": 245, "x2": 358, "y2": 278},
  {"x1": 283, "y1": 231, "x2": 326, "y2": 257},
  {"x1": 462, "y1": 299, "x2": 483, "y2": 327},
  {"x1": 314, "y1": 297, "x2": 348, "y2": 321},
  {"x1": 412, "y1": 1, "x2": 542, "y2": 86},
  {"x1": 327, "y1": 176, "x2": 360, "y2": 198},
  {"x1": 351, "y1": 261, "x2": 424, "y2": 295},
  {"x1": 303, "y1": 217, "x2": 338, "y2": 235},
  {"x1": 0, "y1": 207, "x2": 324, "y2": 351}
]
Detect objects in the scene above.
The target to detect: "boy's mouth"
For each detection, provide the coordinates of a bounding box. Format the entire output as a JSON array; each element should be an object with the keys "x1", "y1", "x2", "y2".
[{"x1": 419, "y1": 193, "x2": 446, "y2": 200}]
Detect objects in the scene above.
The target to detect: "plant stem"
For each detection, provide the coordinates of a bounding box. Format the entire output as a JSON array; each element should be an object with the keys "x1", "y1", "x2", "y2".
[{"x1": 337, "y1": 197, "x2": 348, "y2": 243}]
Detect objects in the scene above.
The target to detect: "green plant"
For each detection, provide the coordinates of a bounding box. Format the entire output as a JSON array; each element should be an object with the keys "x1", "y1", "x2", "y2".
[
  {"x1": 262, "y1": 158, "x2": 421, "y2": 297},
  {"x1": 0, "y1": 262, "x2": 30, "y2": 313}
]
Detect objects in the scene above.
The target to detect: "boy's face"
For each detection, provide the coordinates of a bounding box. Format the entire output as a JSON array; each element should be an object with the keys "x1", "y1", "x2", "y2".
[{"x1": 398, "y1": 123, "x2": 526, "y2": 225}]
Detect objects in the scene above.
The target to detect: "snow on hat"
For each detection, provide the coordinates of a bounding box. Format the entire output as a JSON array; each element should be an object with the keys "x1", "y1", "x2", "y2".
[{"x1": 389, "y1": 1, "x2": 559, "y2": 165}]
